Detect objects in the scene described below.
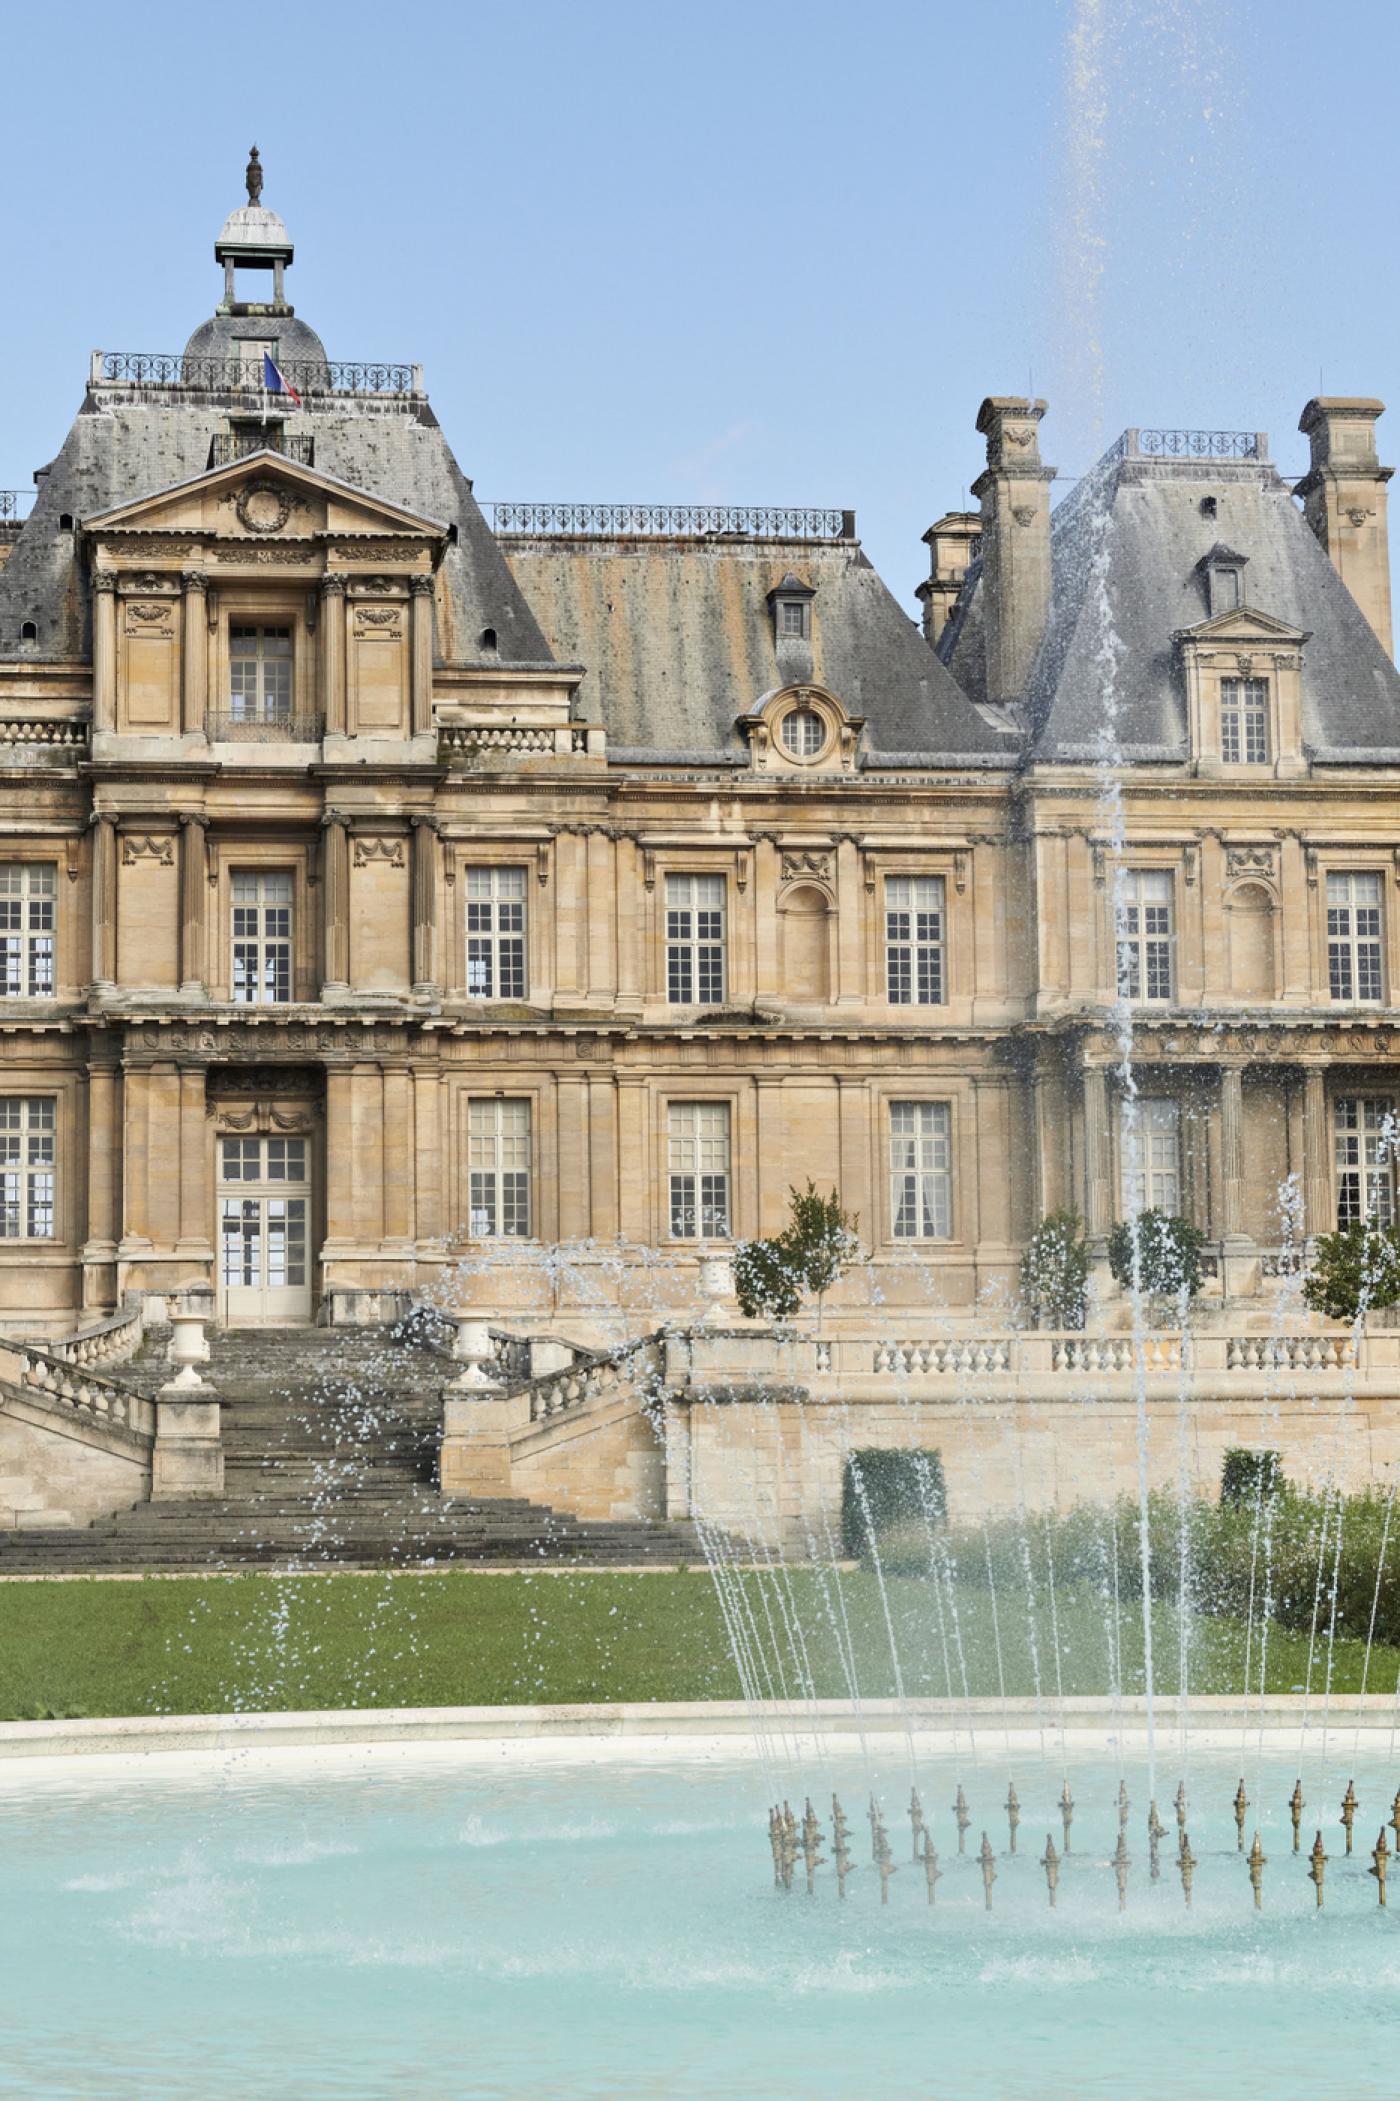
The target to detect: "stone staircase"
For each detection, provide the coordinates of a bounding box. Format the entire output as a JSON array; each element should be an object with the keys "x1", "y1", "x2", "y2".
[{"x1": 0, "y1": 1324, "x2": 707, "y2": 1574}]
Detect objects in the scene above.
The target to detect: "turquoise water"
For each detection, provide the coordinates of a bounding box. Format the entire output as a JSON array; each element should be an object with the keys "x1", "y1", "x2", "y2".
[{"x1": 2, "y1": 1743, "x2": 1398, "y2": 2099}]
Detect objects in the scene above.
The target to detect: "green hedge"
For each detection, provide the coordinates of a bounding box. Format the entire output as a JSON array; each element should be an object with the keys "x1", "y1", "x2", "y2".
[
  {"x1": 841, "y1": 1447, "x2": 945, "y2": 1559},
  {"x1": 1220, "y1": 1447, "x2": 1283, "y2": 1508}
]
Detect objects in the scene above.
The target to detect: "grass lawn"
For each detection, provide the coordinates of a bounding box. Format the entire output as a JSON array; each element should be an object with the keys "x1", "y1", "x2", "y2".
[{"x1": 1, "y1": 1569, "x2": 1397, "y2": 1720}]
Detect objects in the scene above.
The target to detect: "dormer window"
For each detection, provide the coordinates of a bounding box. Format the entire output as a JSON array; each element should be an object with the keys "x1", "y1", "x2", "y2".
[
  {"x1": 1197, "y1": 542, "x2": 1248, "y2": 617},
  {"x1": 1221, "y1": 676, "x2": 1269, "y2": 763},
  {"x1": 768, "y1": 572, "x2": 815, "y2": 647},
  {"x1": 780, "y1": 707, "x2": 826, "y2": 759}
]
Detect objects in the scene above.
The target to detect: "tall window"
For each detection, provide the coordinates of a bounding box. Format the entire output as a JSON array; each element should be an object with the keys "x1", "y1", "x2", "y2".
[
  {"x1": 666, "y1": 875, "x2": 726, "y2": 1005},
  {"x1": 667, "y1": 1102, "x2": 730, "y2": 1238},
  {"x1": 466, "y1": 868, "x2": 527, "y2": 999},
  {"x1": 1335, "y1": 1097, "x2": 1397, "y2": 1226},
  {"x1": 889, "y1": 1101, "x2": 952, "y2": 1240},
  {"x1": 229, "y1": 626, "x2": 293, "y2": 725},
  {"x1": 467, "y1": 1099, "x2": 531, "y2": 1237},
  {"x1": 1116, "y1": 870, "x2": 1174, "y2": 1003},
  {"x1": 0, "y1": 1097, "x2": 54, "y2": 1239},
  {"x1": 0, "y1": 864, "x2": 55, "y2": 997},
  {"x1": 885, "y1": 876, "x2": 946, "y2": 1005},
  {"x1": 231, "y1": 872, "x2": 293, "y2": 1004},
  {"x1": 1327, "y1": 872, "x2": 1384, "y2": 1003},
  {"x1": 1119, "y1": 1098, "x2": 1182, "y2": 1217},
  {"x1": 1220, "y1": 677, "x2": 1269, "y2": 764}
]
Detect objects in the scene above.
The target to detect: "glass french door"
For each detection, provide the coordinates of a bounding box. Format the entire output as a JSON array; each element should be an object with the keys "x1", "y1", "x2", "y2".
[{"x1": 217, "y1": 1134, "x2": 313, "y2": 1324}]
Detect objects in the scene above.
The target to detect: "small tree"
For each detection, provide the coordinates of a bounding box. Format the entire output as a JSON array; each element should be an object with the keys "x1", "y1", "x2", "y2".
[
  {"x1": 1021, "y1": 1210, "x2": 1090, "y2": 1330},
  {"x1": 1107, "y1": 1210, "x2": 1206, "y2": 1299},
  {"x1": 1303, "y1": 1223, "x2": 1400, "y2": 1322},
  {"x1": 733, "y1": 1182, "x2": 863, "y2": 1321},
  {"x1": 1221, "y1": 1447, "x2": 1284, "y2": 1508},
  {"x1": 841, "y1": 1447, "x2": 946, "y2": 1559}
]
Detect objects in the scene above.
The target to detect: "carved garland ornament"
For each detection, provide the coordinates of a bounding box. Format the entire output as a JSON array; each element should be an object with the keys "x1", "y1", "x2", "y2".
[
  {"x1": 352, "y1": 835, "x2": 406, "y2": 868},
  {"x1": 121, "y1": 834, "x2": 175, "y2": 866},
  {"x1": 235, "y1": 478, "x2": 298, "y2": 535}
]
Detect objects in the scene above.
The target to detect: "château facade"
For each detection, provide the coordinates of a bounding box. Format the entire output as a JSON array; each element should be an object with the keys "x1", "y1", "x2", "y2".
[{"x1": 4, "y1": 158, "x2": 1400, "y2": 1346}]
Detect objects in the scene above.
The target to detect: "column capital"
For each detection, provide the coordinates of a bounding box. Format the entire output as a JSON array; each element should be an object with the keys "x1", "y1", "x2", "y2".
[
  {"x1": 408, "y1": 573, "x2": 435, "y2": 596},
  {"x1": 321, "y1": 807, "x2": 350, "y2": 830},
  {"x1": 181, "y1": 568, "x2": 208, "y2": 593},
  {"x1": 92, "y1": 571, "x2": 119, "y2": 595},
  {"x1": 179, "y1": 810, "x2": 210, "y2": 831},
  {"x1": 320, "y1": 573, "x2": 347, "y2": 598},
  {"x1": 410, "y1": 812, "x2": 439, "y2": 834}
]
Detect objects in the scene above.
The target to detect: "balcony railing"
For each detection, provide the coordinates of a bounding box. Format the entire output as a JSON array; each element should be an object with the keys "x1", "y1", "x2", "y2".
[
  {"x1": 206, "y1": 709, "x2": 323, "y2": 743},
  {"x1": 1113, "y1": 428, "x2": 1265, "y2": 462},
  {"x1": 96, "y1": 352, "x2": 420, "y2": 397},
  {"x1": 487, "y1": 500, "x2": 855, "y2": 540},
  {"x1": 209, "y1": 432, "x2": 315, "y2": 468}
]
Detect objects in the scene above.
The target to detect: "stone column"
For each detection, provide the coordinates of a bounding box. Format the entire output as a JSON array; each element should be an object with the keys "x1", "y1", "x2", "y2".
[
  {"x1": 381, "y1": 1064, "x2": 413, "y2": 1249},
  {"x1": 92, "y1": 573, "x2": 118, "y2": 734},
  {"x1": 181, "y1": 570, "x2": 207, "y2": 734},
  {"x1": 1082, "y1": 1065, "x2": 1112, "y2": 1242},
  {"x1": 90, "y1": 814, "x2": 117, "y2": 994},
  {"x1": 409, "y1": 574, "x2": 435, "y2": 737},
  {"x1": 321, "y1": 1066, "x2": 356, "y2": 1253},
  {"x1": 411, "y1": 815, "x2": 438, "y2": 995},
  {"x1": 321, "y1": 811, "x2": 350, "y2": 994},
  {"x1": 1303, "y1": 1064, "x2": 1332, "y2": 1240},
  {"x1": 178, "y1": 813, "x2": 208, "y2": 995},
  {"x1": 320, "y1": 575, "x2": 346, "y2": 734},
  {"x1": 176, "y1": 1064, "x2": 211, "y2": 1255},
  {"x1": 412, "y1": 1062, "x2": 443, "y2": 1245},
  {"x1": 1219, "y1": 1064, "x2": 1247, "y2": 1239}
]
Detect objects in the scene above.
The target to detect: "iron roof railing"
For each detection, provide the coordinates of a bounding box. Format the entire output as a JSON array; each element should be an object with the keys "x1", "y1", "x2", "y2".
[
  {"x1": 487, "y1": 500, "x2": 855, "y2": 540},
  {"x1": 0, "y1": 491, "x2": 31, "y2": 522},
  {"x1": 1115, "y1": 428, "x2": 1265, "y2": 461}
]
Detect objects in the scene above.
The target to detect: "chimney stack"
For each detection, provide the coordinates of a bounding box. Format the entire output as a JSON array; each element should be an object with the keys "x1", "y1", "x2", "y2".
[
  {"x1": 972, "y1": 398, "x2": 1054, "y2": 706},
  {"x1": 917, "y1": 512, "x2": 982, "y2": 645},
  {"x1": 1296, "y1": 398, "x2": 1393, "y2": 657}
]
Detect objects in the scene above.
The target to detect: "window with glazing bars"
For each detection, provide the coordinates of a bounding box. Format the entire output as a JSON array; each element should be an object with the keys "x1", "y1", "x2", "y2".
[
  {"x1": 1327, "y1": 872, "x2": 1384, "y2": 1003},
  {"x1": 1116, "y1": 870, "x2": 1174, "y2": 1002},
  {"x1": 666, "y1": 875, "x2": 726, "y2": 1005},
  {"x1": 1220, "y1": 677, "x2": 1269, "y2": 763},
  {"x1": 229, "y1": 625, "x2": 293, "y2": 724},
  {"x1": 889, "y1": 1101, "x2": 952, "y2": 1239},
  {"x1": 231, "y1": 872, "x2": 293, "y2": 1004},
  {"x1": 0, "y1": 1097, "x2": 54, "y2": 1238},
  {"x1": 1335, "y1": 1097, "x2": 1397, "y2": 1226},
  {"x1": 0, "y1": 864, "x2": 55, "y2": 997},
  {"x1": 885, "y1": 875, "x2": 946, "y2": 1005},
  {"x1": 667, "y1": 1102, "x2": 730, "y2": 1238},
  {"x1": 1119, "y1": 1098, "x2": 1182, "y2": 1217},
  {"x1": 467, "y1": 1098, "x2": 531, "y2": 1237},
  {"x1": 466, "y1": 868, "x2": 527, "y2": 999}
]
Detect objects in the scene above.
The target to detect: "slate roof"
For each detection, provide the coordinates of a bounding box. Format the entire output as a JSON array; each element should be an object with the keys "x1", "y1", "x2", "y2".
[
  {"x1": 0, "y1": 375, "x2": 552, "y2": 668},
  {"x1": 939, "y1": 438, "x2": 1400, "y2": 761},
  {"x1": 502, "y1": 532, "x2": 1017, "y2": 762}
]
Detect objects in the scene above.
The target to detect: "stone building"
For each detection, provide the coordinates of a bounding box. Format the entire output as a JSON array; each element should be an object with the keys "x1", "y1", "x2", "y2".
[{"x1": 2, "y1": 154, "x2": 1400, "y2": 1373}]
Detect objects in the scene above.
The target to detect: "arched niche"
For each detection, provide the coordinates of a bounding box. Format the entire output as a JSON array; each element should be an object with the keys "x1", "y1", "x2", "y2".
[
  {"x1": 1225, "y1": 881, "x2": 1276, "y2": 1001},
  {"x1": 778, "y1": 883, "x2": 832, "y2": 1002}
]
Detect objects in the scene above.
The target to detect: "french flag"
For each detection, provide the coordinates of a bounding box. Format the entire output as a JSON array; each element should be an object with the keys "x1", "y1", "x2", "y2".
[{"x1": 262, "y1": 352, "x2": 301, "y2": 407}]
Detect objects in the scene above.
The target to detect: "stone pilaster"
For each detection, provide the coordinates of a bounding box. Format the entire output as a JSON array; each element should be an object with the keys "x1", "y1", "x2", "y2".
[
  {"x1": 1219, "y1": 1065, "x2": 1247, "y2": 1240},
  {"x1": 181, "y1": 570, "x2": 207, "y2": 733},
  {"x1": 81, "y1": 1056, "x2": 120, "y2": 1309},
  {"x1": 1082, "y1": 1065, "x2": 1112, "y2": 1243},
  {"x1": 89, "y1": 813, "x2": 117, "y2": 993},
  {"x1": 409, "y1": 574, "x2": 434, "y2": 736},
  {"x1": 1303, "y1": 1064, "x2": 1332, "y2": 1240},
  {"x1": 320, "y1": 575, "x2": 346, "y2": 733},
  {"x1": 321, "y1": 810, "x2": 350, "y2": 994},
  {"x1": 178, "y1": 813, "x2": 208, "y2": 994},
  {"x1": 92, "y1": 572, "x2": 118, "y2": 733},
  {"x1": 411, "y1": 814, "x2": 439, "y2": 995}
]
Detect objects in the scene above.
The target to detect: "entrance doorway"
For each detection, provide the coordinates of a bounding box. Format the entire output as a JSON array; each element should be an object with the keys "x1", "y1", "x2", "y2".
[{"x1": 217, "y1": 1133, "x2": 313, "y2": 1325}]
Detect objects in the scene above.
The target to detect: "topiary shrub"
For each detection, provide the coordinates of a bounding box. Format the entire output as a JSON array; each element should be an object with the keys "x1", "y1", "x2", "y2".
[
  {"x1": 733, "y1": 1182, "x2": 863, "y2": 1321},
  {"x1": 1303, "y1": 1223, "x2": 1400, "y2": 1322},
  {"x1": 1107, "y1": 1210, "x2": 1206, "y2": 1299},
  {"x1": 1021, "y1": 1210, "x2": 1090, "y2": 1329},
  {"x1": 1221, "y1": 1447, "x2": 1284, "y2": 1508},
  {"x1": 841, "y1": 1447, "x2": 945, "y2": 1560}
]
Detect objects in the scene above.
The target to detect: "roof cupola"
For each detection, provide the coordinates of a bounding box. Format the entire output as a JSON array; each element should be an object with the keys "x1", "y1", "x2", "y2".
[{"x1": 215, "y1": 146, "x2": 295, "y2": 313}]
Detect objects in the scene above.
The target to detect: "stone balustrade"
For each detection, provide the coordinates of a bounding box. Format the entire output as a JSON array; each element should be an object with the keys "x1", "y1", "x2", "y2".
[
  {"x1": 6, "y1": 1346, "x2": 154, "y2": 1440},
  {"x1": 44, "y1": 1304, "x2": 146, "y2": 1371}
]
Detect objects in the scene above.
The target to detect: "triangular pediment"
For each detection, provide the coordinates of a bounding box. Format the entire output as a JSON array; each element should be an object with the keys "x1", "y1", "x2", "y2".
[
  {"x1": 1175, "y1": 604, "x2": 1310, "y2": 646},
  {"x1": 81, "y1": 450, "x2": 449, "y2": 546}
]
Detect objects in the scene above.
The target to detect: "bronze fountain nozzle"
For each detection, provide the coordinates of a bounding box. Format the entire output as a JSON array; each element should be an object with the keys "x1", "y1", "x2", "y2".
[
  {"x1": 1175, "y1": 1780, "x2": 1188, "y2": 1832},
  {"x1": 1005, "y1": 1781, "x2": 1021, "y2": 1854},
  {"x1": 909, "y1": 1786, "x2": 925, "y2": 1864},
  {"x1": 1233, "y1": 1778, "x2": 1249, "y2": 1852},
  {"x1": 1390, "y1": 1787, "x2": 1400, "y2": 1849},
  {"x1": 1289, "y1": 1779, "x2": 1304, "y2": 1853},
  {"x1": 921, "y1": 1830, "x2": 942, "y2": 1906},
  {"x1": 1371, "y1": 1826, "x2": 1390, "y2": 1908},
  {"x1": 1247, "y1": 1829, "x2": 1267, "y2": 1910},
  {"x1": 1341, "y1": 1779, "x2": 1359, "y2": 1855},
  {"x1": 978, "y1": 1831, "x2": 997, "y2": 1911},
  {"x1": 953, "y1": 1784, "x2": 971, "y2": 1854},
  {"x1": 800, "y1": 1798, "x2": 825, "y2": 1895},
  {"x1": 1041, "y1": 1833, "x2": 1060, "y2": 1908},
  {"x1": 1059, "y1": 1779, "x2": 1074, "y2": 1853},
  {"x1": 1112, "y1": 1829, "x2": 1131, "y2": 1911},
  {"x1": 1178, "y1": 1831, "x2": 1197, "y2": 1908},
  {"x1": 1117, "y1": 1779, "x2": 1131, "y2": 1832},
  {"x1": 1308, "y1": 1829, "x2": 1329, "y2": 1908},
  {"x1": 1147, "y1": 1800, "x2": 1165, "y2": 1882}
]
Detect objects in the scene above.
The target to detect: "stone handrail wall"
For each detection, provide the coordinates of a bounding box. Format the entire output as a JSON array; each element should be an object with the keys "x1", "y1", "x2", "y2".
[
  {"x1": 2, "y1": 1344, "x2": 154, "y2": 1441},
  {"x1": 43, "y1": 1303, "x2": 146, "y2": 1371}
]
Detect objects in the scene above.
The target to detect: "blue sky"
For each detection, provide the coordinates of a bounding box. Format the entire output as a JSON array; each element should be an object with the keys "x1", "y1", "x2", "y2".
[{"x1": 3, "y1": 0, "x2": 1398, "y2": 610}]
